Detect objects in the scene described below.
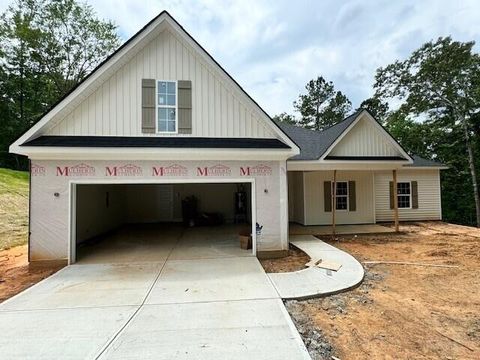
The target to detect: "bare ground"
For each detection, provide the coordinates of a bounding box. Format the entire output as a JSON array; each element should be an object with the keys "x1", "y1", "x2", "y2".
[
  {"x1": 268, "y1": 222, "x2": 480, "y2": 359},
  {"x1": 0, "y1": 245, "x2": 64, "y2": 303},
  {"x1": 259, "y1": 244, "x2": 310, "y2": 272}
]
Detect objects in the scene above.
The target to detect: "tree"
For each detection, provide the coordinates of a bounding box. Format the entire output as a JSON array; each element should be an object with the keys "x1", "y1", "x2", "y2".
[
  {"x1": 373, "y1": 37, "x2": 480, "y2": 227},
  {"x1": 358, "y1": 96, "x2": 389, "y2": 123},
  {"x1": 0, "y1": 0, "x2": 121, "y2": 169},
  {"x1": 272, "y1": 112, "x2": 297, "y2": 125},
  {"x1": 38, "y1": 0, "x2": 120, "y2": 94},
  {"x1": 294, "y1": 76, "x2": 352, "y2": 131}
]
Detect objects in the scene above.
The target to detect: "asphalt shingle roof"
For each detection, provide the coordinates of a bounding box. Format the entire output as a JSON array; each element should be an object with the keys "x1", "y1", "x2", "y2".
[
  {"x1": 276, "y1": 111, "x2": 445, "y2": 167},
  {"x1": 407, "y1": 155, "x2": 446, "y2": 167},
  {"x1": 275, "y1": 111, "x2": 359, "y2": 160},
  {"x1": 22, "y1": 136, "x2": 291, "y2": 149}
]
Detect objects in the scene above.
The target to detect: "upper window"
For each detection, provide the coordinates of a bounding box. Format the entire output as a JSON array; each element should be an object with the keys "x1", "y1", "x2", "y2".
[
  {"x1": 334, "y1": 181, "x2": 348, "y2": 211},
  {"x1": 157, "y1": 81, "x2": 177, "y2": 133},
  {"x1": 397, "y1": 182, "x2": 411, "y2": 208}
]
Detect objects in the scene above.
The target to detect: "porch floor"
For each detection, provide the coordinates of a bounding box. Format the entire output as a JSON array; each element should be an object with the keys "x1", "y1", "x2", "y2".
[{"x1": 289, "y1": 223, "x2": 395, "y2": 236}]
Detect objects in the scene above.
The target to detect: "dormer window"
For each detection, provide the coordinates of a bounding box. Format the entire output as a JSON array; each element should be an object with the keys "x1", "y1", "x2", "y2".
[{"x1": 157, "y1": 80, "x2": 177, "y2": 133}]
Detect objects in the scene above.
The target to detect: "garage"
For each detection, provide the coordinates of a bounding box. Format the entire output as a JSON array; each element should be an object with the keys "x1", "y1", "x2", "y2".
[{"x1": 70, "y1": 180, "x2": 255, "y2": 263}]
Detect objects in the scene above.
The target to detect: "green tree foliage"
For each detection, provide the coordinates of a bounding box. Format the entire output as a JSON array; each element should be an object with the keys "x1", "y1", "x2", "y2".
[
  {"x1": 272, "y1": 112, "x2": 297, "y2": 125},
  {"x1": 0, "y1": 0, "x2": 120, "y2": 169},
  {"x1": 371, "y1": 37, "x2": 480, "y2": 227},
  {"x1": 358, "y1": 97, "x2": 389, "y2": 124},
  {"x1": 294, "y1": 76, "x2": 352, "y2": 131}
]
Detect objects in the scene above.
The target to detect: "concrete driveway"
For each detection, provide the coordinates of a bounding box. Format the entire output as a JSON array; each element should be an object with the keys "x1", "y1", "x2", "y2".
[{"x1": 0, "y1": 226, "x2": 310, "y2": 359}]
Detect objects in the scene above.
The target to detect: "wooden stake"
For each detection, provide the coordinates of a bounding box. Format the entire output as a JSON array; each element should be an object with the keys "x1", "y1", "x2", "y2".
[
  {"x1": 393, "y1": 169, "x2": 399, "y2": 232},
  {"x1": 332, "y1": 170, "x2": 337, "y2": 239}
]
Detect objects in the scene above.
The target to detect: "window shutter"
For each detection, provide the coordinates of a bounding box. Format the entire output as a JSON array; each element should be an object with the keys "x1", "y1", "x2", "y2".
[
  {"x1": 389, "y1": 181, "x2": 394, "y2": 209},
  {"x1": 348, "y1": 181, "x2": 356, "y2": 211},
  {"x1": 324, "y1": 181, "x2": 332, "y2": 212},
  {"x1": 411, "y1": 181, "x2": 419, "y2": 209},
  {"x1": 177, "y1": 80, "x2": 192, "y2": 134},
  {"x1": 142, "y1": 79, "x2": 156, "y2": 133}
]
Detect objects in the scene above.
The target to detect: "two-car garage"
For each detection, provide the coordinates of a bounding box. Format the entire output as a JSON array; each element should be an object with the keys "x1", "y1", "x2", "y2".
[
  {"x1": 71, "y1": 181, "x2": 254, "y2": 263},
  {"x1": 26, "y1": 160, "x2": 287, "y2": 263}
]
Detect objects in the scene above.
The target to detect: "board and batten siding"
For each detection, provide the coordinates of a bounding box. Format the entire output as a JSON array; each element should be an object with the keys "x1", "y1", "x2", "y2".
[
  {"x1": 375, "y1": 169, "x2": 442, "y2": 221},
  {"x1": 302, "y1": 170, "x2": 375, "y2": 225},
  {"x1": 46, "y1": 29, "x2": 276, "y2": 139},
  {"x1": 329, "y1": 117, "x2": 402, "y2": 157}
]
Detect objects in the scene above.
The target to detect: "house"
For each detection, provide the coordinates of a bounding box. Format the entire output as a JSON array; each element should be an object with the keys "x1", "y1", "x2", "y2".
[{"x1": 9, "y1": 11, "x2": 445, "y2": 264}]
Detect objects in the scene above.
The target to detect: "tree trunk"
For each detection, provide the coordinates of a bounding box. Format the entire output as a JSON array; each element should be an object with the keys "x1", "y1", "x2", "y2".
[{"x1": 462, "y1": 120, "x2": 480, "y2": 227}]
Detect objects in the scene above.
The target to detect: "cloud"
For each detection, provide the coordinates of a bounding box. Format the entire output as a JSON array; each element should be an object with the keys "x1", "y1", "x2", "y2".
[{"x1": 0, "y1": 0, "x2": 479, "y2": 116}]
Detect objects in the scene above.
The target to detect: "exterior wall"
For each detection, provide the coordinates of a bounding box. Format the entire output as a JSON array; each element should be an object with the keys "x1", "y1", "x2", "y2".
[
  {"x1": 329, "y1": 117, "x2": 402, "y2": 157},
  {"x1": 375, "y1": 169, "x2": 442, "y2": 222},
  {"x1": 302, "y1": 170, "x2": 375, "y2": 225},
  {"x1": 45, "y1": 29, "x2": 276, "y2": 139},
  {"x1": 76, "y1": 184, "x2": 125, "y2": 243},
  {"x1": 29, "y1": 160, "x2": 287, "y2": 261},
  {"x1": 288, "y1": 171, "x2": 305, "y2": 224}
]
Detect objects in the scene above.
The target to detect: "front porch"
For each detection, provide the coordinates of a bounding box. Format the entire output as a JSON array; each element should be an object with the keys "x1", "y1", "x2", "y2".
[
  {"x1": 287, "y1": 166, "x2": 405, "y2": 232},
  {"x1": 289, "y1": 223, "x2": 395, "y2": 236}
]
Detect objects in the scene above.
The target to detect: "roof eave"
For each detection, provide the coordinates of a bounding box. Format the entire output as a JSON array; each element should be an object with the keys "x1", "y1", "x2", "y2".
[{"x1": 16, "y1": 146, "x2": 296, "y2": 161}]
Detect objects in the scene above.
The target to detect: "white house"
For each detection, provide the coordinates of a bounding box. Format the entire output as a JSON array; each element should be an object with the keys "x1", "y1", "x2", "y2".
[{"x1": 9, "y1": 11, "x2": 445, "y2": 264}]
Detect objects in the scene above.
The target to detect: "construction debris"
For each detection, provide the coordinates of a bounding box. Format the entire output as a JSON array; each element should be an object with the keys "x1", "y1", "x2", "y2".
[{"x1": 306, "y1": 258, "x2": 342, "y2": 271}]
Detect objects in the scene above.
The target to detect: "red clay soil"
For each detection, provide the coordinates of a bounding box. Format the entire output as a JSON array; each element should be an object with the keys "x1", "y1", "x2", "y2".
[
  {"x1": 0, "y1": 245, "x2": 64, "y2": 303},
  {"x1": 259, "y1": 245, "x2": 310, "y2": 273},
  {"x1": 284, "y1": 222, "x2": 480, "y2": 360}
]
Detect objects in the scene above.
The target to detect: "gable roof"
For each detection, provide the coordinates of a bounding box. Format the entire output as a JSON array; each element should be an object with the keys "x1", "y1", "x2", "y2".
[
  {"x1": 10, "y1": 11, "x2": 299, "y2": 155},
  {"x1": 277, "y1": 110, "x2": 445, "y2": 167},
  {"x1": 275, "y1": 111, "x2": 360, "y2": 160}
]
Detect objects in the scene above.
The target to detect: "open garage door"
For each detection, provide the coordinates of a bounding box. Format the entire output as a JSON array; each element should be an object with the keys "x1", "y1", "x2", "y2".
[{"x1": 69, "y1": 181, "x2": 254, "y2": 263}]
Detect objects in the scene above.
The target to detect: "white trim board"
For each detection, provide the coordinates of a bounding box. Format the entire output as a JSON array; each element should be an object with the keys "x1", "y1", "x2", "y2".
[
  {"x1": 286, "y1": 162, "x2": 446, "y2": 171},
  {"x1": 22, "y1": 147, "x2": 294, "y2": 161}
]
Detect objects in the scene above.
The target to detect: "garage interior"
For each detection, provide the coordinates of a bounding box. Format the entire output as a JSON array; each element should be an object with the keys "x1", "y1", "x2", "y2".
[{"x1": 73, "y1": 182, "x2": 253, "y2": 263}]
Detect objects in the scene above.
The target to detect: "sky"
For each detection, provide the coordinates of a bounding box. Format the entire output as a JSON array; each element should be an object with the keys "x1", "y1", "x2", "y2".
[{"x1": 1, "y1": 0, "x2": 479, "y2": 117}]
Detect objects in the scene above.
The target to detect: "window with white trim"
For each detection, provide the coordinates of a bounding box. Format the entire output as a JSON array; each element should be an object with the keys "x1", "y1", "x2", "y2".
[
  {"x1": 157, "y1": 81, "x2": 177, "y2": 133},
  {"x1": 334, "y1": 181, "x2": 348, "y2": 211},
  {"x1": 397, "y1": 182, "x2": 411, "y2": 208}
]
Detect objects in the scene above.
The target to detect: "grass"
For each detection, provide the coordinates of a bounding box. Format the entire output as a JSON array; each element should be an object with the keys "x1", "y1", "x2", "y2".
[{"x1": 0, "y1": 168, "x2": 29, "y2": 250}]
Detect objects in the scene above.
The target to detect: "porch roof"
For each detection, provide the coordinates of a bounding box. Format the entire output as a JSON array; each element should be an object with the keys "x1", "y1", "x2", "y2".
[{"x1": 276, "y1": 111, "x2": 445, "y2": 169}]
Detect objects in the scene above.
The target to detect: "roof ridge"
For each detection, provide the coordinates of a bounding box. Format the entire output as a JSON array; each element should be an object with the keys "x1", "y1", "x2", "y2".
[{"x1": 275, "y1": 110, "x2": 361, "y2": 135}]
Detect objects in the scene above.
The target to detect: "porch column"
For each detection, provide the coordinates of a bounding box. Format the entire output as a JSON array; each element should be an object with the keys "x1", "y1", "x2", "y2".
[
  {"x1": 332, "y1": 170, "x2": 337, "y2": 238},
  {"x1": 392, "y1": 169, "x2": 399, "y2": 232}
]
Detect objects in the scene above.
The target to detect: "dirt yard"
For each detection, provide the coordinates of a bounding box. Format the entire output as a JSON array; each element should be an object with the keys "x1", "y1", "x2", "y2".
[
  {"x1": 0, "y1": 168, "x2": 64, "y2": 303},
  {"x1": 259, "y1": 245, "x2": 309, "y2": 272},
  {"x1": 0, "y1": 245, "x2": 64, "y2": 303},
  {"x1": 276, "y1": 222, "x2": 480, "y2": 360}
]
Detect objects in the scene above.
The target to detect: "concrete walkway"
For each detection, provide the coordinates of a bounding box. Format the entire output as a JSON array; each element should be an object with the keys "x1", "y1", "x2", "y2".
[
  {"x1": 0, "y1": 226, "x2": 310, "y2": 360},
  {"x1": 268, "y1": 235, "x2": 364, "y2": 299}
]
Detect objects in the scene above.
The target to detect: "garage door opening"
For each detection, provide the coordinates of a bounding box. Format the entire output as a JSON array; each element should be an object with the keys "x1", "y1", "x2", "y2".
[{"x1": 70, "y1": 181, "x2": 255, "y2": 264}]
